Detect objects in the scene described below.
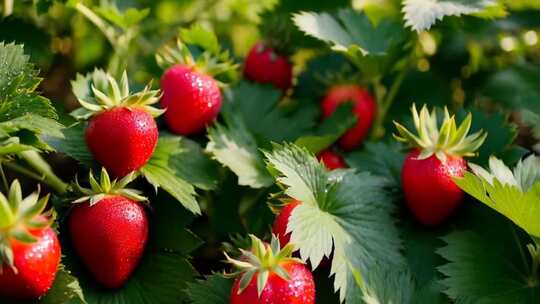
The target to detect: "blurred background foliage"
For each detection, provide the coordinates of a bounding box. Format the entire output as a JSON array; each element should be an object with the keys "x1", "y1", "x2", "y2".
[{"x1": 1, "y1": 0, "x2": 539, "y2": 137}]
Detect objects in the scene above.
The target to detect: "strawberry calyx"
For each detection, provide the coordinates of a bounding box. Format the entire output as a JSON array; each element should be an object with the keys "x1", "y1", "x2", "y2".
[
  {"x1": 71, "y1": 69, "x2": 163, "y2": 120},
  {"x1": 155, "y1": 25, "x2": 238, "y2": 81},
  {"x1": 393, "y1": 104, "x2": 487, "y2": 162},
  {"x1": 0, "y1": 180, "x2": 52, "y2": 270},
  {"x1": 73, "y1": 168, "x2": 147, "y2": 206},
  {"x1": 225, "y1": 234, "x2": 301, "y2": 297}
]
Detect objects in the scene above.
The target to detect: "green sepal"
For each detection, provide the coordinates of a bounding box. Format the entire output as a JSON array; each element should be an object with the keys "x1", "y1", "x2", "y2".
[
  {"x1": 9, "y1": 229, "x2": 37, "y2": 244},
  {"x1": 393, "y1": 104, "x2": 487, "y2": 162},
  {"x1": 225, "y1": 234, "x2": 302, "y2": 298},
  {"x1": 0, "y1": 180, "x2": 53, "y2": 269},
  {"x1": 71, "y1": 69, "x2": 163, "y2": 120},
  {"x1": 73, "y1": 168, "x2": 147, "y2": 206},
  {"x1": 155, "y1": 24, "x2": 238, "y2": 80}
]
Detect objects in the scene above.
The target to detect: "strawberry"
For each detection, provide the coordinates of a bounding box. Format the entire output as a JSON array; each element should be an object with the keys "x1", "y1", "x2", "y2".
[
  {"x1": 0, "y1": 181, "x2": 60, "y2": 300},
  {"x1": 317, "y1": 149, "x2": 347, "y2": 170},
  {"x1": 156, "y1": 27, "x2": 237, "y2": 135},
  {"x1": 321, "y1": 84, "x2": 377, "y2": 150},
  {"x1": 227, "y1": 235, "x2": 315, "y2": 304},
  {"x1": 72, "y1": 70, "x2": 163, "y2": 177},
  {"x1": 160, "y1": 64, "x2": 222, "y2": 135},
  {"x1": 244, "y1": 41, "x2": 293, "y2": 91},
  {"x1": 69, "y1": 169, "x2": 148, "y2": 289},
  {"x1": 394, "y1": 104, "x2": 487, "y2": 226},
  {"x1": 272, "y1": 200, "x2": 301, "y2": 247}
]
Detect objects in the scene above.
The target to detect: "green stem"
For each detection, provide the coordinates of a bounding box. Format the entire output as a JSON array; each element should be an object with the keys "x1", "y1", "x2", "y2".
[
  {"x1": 73, "y1": 2, "x2": 117, "y2": 46},
  {"x1": 3, "y1": 0, "x2": 13, "y2": 17},
  {"x1": 18, "y1": 151, "x2": 68, "y2": 195},
  {"x1": 4, "y1": 162, "x2": 47, "y2": 185},
  {"x1": 527, "y1": 240, "x2": 540, "y2": 286},
  {"x1": 370, "y1": 64, "x2": 409, "y2": 139},
  {"x1": 0, "y1": 162, "x2": 9, "y2": 193}
]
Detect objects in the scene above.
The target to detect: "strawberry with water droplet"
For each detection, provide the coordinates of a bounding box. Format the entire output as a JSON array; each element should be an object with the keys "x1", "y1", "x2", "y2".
[
  {"x1": 69, "y1": 169, "x2": 149, "y2": 288},
  {"x1": 227, "y1": 235, "x2": 315, "y2": 304},
  {"x1": 72, "y1": 69, "x2": 163, "y2": 177},
  {"x1": 0, "y1": 181, "x2": 60, "y2": 300}
]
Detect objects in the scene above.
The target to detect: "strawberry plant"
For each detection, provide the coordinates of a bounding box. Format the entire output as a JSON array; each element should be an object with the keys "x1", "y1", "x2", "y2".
[{"x1": 0, "y1": 0, "x2": 539, "y2": 303}]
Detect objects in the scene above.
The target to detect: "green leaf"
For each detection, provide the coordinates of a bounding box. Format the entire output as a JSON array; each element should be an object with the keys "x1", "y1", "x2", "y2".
[
  {"x1": 181, "y1": 24, "x2": 220, "y2": 56},
  {"x1": 456, "y1": 107, "x2": 517, "y2": 166},
  {"x1": 141, "y1": 135, "x2": 214, "y2": 214},
  {"x1": 482, "y1": 64, "x2": 540, "y2": 113},
  {"x1": 345, "y1": 141, "x2": 405, "y2": 188},
  {"x1": 264, "y1": 143, "x2": 405, "y2": 302},
  {"x1": 41, "y1": 123, "x2": 94, "y2": 166},
  {"x1": 401, "y1": 220, "x2": 447, "y2": 304},
  {"x1": 151, "y1": 192, "x2": 202, "y2": 255},
  {"x1": 0, "y1": 114, "x2": 63, "y2": 152},
  {"x1": 0, "y1": 114, "x2": 62, "y2": 137},
  {"x1": 96, "y1": 4, "x2": 149, "y2": 30},
  {"x1": 0, "y1": 42, "x2": 56, "y2": 122},
  {"x1": 186, "y1": 274, "x2": 234, "y2": 304},
  {"x1": 151, "y1": 134, "x2": 220, "y2": 191},
  {"x1": 402, "y1": 0, "x2": 498, "y2": 32},
  {"x1": 293, "y1": 9, "x2": 405, "y2": 55},
  {"x1": 223, "y1": 82, "x2": 318, "y2": 143},
  {"x1": 0, "y1": 137, "x2": 34, "y2": 156},
  {"x1": 438, "y1": 230, "x2": 540, "y2": 303},
  {"x1": 206, "y1": 116, "x2": 273, "y2": 189},
  {"x1": 294, "y1": 103, "x2": 356, "y2": 154},
  {"x1": 39, "y1": 264, "x2": 86, "y2": 304},
  {"x1": 348, "y1": 267, "x2": 418, "y2": 304},
  {"x1": 141, "y1": 165, "x2": 199, "y2": 215},
  {"x1": 455, "y1": 155, "x2": 540, "y2": 238},
  {"x1": 522, "y1": 110, "x2": 540, "y2": 143}
]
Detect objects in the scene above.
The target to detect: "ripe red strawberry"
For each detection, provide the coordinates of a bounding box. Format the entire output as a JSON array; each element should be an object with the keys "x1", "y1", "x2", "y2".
[
  {"x1": 86, "y1": 107, "x2": 158, "y2": 177},
  {"x1": 0, "y1": 181, "x2": 60, "y2": 300},
  {"x1": 394, "y1": 104, "x2": 487, "y2": 226},
  {"x1": 317, "y1": 149, "x2": 347, "y2": 170},
  {"x1": 228, "y1": 235, "x2": 315, "y2": 304},
  {"x1": 244, "y1": 41, "x2": 293, "y2": 91},
  {"x1": 321, "y1": 84, "x2": 377, "y2": 150},
  {"x1": 160, "y1": 64, "x2": 222, "y2": 135},
  {"x1": 73, "y1": 70, "x2": 162, "y2": 177},
  {"x1": 156, "y1": 28, "x2": 236, "y2": 135},
  {"x1": 69, "y1": 169, "x2": 148, "y2": 289},
  {"x1": 272, "y1": 200, "x2": 301, "y2": 247}
]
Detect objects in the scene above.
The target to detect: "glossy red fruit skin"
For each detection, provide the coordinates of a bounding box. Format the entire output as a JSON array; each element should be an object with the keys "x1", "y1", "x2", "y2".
[
  {"x1": 86, "y1": 107, "x2": 158, "y2": 177},
  {"x1": 0, "y1": 226, "x2": 61, "y2": 300},
  {"x1": 401, "y1": 149, "x2": 467, "y2": 226},
  {"x1": 272, "y1": 200, "x2": 301, "y2": 247},
  {"x1": 230, "y1": 261, "x2": 315, "y2": 304},
  {"x1": 69, "y1": 196, "x2": 148, "y2": 289},
  {"x1": 321, "y1": 85, "x2": 377, "y2": 150},
  {"x1": 317, "y1": 149, "x2": 346, "y2": 170},
  {"x1": 244, "y1": 42, "x2": 293, "y2": 91},
  {"x1": 160, "y1": 64, "x2": 222, "y2": 135}
]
